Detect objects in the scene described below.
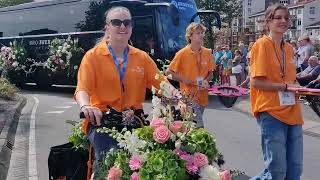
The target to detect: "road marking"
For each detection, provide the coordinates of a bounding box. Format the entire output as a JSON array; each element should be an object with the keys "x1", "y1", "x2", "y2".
[
  {"x1": 44, "y1": 111, "x2": 64, "y2": 114},
  {"x1": 53, "y1": 106, "x2": 72, "y2": 109},
  {"x1": 67, "y1": 101, "x2": 77, "y2": 105},
  {"x1": 29, "y1": 96, "x2": 39, "y2": 180}
]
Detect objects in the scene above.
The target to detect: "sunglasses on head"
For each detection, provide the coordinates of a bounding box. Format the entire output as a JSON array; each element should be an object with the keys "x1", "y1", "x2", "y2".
[{"x1": 110, "y1": 19, "x2": 133, "y2": 27}]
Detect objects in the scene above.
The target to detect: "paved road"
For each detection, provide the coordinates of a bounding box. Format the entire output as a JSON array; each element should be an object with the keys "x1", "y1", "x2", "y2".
[{"x1": 6, "y1": 85, "x2": 320, "y2": 180}]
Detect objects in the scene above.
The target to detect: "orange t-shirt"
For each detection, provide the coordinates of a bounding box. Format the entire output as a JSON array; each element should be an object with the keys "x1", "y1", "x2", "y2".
[
  {"x1": 168, "y1": 45, "x2": 215, "y2": 106},
  {"x1": 250, "y1": 35, "x2": 303, "y2": 125},
  {"x1": 74, "y1": 40, "x2": 161, "y2": 112}
]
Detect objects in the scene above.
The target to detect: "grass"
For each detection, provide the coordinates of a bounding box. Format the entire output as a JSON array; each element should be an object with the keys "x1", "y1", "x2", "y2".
[{"x1": 0, "y1": 78, "x2": 18, "y2": 100}]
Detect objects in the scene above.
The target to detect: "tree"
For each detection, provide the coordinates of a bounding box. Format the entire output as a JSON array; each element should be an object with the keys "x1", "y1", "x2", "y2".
[
  {"x1": 195, "y1": 0, "x2": 242, "y2": 48},
  {"x1": 0, "y1": 0, "x2": 33, "y2": 7}
]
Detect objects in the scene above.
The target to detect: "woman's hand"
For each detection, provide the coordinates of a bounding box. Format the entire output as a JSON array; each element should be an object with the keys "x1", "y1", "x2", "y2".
[
  {"x1": 287, "y1": 83, "x2": 303, "y2": 93},
  {"x1": 80, "y1": 105, "x2": 103, "y2": 126}
]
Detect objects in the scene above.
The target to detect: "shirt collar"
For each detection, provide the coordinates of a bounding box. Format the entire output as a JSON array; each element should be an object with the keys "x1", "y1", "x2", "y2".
[
  {"x1": 187, "y1": 44, "x2": 203, "y2": 54},
  {"x1": 96, "y1": 39, "x2": 138, "y2": 56}
]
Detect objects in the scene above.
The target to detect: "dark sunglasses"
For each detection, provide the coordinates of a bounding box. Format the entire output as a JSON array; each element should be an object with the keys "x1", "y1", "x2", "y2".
[{"x1": 110, "y1": 19, "x2": 133, "y2": 27}]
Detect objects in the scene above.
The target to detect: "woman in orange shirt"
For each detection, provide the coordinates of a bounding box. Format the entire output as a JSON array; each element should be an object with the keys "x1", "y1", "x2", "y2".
[
  {"x1": 74, "y1": 6, "x2": 161, "y2": 162},
  {"x1": 165, "y1": 23, "x2": 215, "y2": 128},
  {"x1": 250, "y1": 4, "x2": 303, "y2": 180}
]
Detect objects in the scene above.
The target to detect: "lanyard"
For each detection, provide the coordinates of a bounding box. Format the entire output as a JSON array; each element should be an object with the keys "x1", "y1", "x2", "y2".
[
  {"x1": 107, "y1": 44, "x2": 129, "y2": 90},
  {"x1": 272, "y1": 41, "x2": 286, "y2": 79}
]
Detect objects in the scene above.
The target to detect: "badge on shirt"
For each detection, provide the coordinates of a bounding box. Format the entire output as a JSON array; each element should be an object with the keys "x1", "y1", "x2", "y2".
[
  {"x1": 196, "y1": 76, "x2": 204, "y2": 90},
  {"x1": 278, "y1": 91, "x2": 296, "y2": 106}
]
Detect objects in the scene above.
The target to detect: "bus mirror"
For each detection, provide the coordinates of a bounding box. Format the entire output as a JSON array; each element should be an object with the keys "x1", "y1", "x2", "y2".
[{"x1": 168, "y1": 4, "x2": 179, "y2": 26}]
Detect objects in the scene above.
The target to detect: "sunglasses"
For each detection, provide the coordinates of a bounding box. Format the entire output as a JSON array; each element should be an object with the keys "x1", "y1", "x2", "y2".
[{"x1": 110, "y1": 19, "x2": 133, "y2": 27}]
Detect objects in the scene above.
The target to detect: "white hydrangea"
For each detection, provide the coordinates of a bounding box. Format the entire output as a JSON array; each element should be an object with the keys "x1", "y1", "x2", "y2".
[{"x1": 199, "y1": 165, "x2": 220, "y2": 180}]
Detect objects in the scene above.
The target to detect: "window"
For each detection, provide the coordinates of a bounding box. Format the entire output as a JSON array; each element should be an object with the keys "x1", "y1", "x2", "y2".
[
  {"x1": 297, "y1": 19, "x2": 301, "y2": 26},
  {"x1": 298, "y1": 9, "x2": 301, "y2": 14},
  {"x1": 248, "y1": 0, "x2": 252, "y2": 6},
  {"x1": 248, "y1": 8, "x2": 251, "y2": 14},
  {"x1": 310, "y1": 7, "x2": 315, "y2": 15}
]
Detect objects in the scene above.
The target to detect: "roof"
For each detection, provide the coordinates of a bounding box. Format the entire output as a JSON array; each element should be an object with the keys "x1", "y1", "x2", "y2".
[
  {"x1": 306, "y1": 21, "x2": 320, "y2": 29},
  {"x1": 287, "y1": 0, "x2": 316, "y2": 9}
]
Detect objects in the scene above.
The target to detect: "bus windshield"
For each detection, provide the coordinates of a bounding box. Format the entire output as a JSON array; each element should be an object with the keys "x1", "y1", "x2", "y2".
[{"x1": 157, "y1": 0, "x2": 200, "y2": 58}]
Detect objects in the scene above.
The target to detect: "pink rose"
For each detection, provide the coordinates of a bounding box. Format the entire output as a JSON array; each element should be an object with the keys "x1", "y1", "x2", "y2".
[
  {"x1": 153, "y1": 125, "x2": 170, "y2": 144},
  {"x1": 107, "y1": 166, "x2": 122, "y2": 180},
  {"x1": 186, "y1": 160, "x2": 199, "y2": 174},
  {"x1": 193, "y1": 153, "x2": 209, "y2": 168},
  {"x1": 219, "y1": 170, "x2": 232, "y2": 180},
  {"x1": 129, "y1": 155, "x2": 142, "y2": 170},
  {"x1": 150, "y1": 118, "x2": 165, "y2": 129},
  {"x1": 170, "y1": 121, "x2": 183, "y2": 134},
  {"x1": 131, "y1": 172, "x2": 139, "y2": 180}
]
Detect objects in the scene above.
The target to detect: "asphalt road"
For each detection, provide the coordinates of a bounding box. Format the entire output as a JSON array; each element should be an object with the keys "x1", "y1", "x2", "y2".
[{"x1": 6, "y1": 85, "x2": 320, "y2": 180}]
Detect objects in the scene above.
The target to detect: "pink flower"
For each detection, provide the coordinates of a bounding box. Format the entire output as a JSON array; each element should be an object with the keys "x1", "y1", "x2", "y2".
[
  {"x1": 107, "y1": 166, "x2": 122, "y2": 180},
  {"x1": 131, "y1": 172, "x2": 139, "y2": 180},
  {"x1": 129, "y1": 155, "x2": 142, "y2": 170},
  {"x1": 219, "y1": 170, "x2": 232, "y2": 180},
  {"x1": 193, "y1": 153, "x2": 209, "y2": 168},
  {"x1": 150, "y1": 118, "x2": 165, "y2": 129},
  {"x1": 153, "y1": 125, "x2": 170, "y2": 144},
  {"x1": 170, "y1": 121, "x2": 183, "y2": 134},
  {"x1": 186, "y1": 160, "x2": 199, "y2": 174},
  {"x1": 174, "y1": 149, "x2": 192, "y2": 161}
]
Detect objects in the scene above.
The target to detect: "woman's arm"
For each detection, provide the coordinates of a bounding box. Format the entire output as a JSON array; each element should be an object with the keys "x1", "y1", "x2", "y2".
[
  {"x1": 251, "y1": 76, "x2": 300, "y2": 92},
  {"x1": 76, "y1": 90, "x2": 102, "y2": 126},
  {"x1": 165, "y1": 69, "x2": 192, "y2": 85}
]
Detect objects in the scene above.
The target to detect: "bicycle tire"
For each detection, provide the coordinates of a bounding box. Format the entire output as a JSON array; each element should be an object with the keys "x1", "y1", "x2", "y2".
[{"x1": 218, "y1": 96, "x2": 238, "y2": 108}]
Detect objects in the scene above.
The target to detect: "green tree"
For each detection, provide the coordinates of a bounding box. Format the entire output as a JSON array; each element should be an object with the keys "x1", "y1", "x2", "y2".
[
  {"x1": 195, "y1": 0, "x2": 242, "y2": 48},
  {"x1": 0, "y1": 0, "x2": 33, "y2": 7}
]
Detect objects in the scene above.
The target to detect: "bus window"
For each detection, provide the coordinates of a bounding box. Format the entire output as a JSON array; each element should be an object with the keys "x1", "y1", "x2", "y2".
[
  {"x1": 132, "y1": 16, "x2": 158, "y2": 59},
  {"x1": 156, "y1": 0, "x2": 199, "y2": 58}
]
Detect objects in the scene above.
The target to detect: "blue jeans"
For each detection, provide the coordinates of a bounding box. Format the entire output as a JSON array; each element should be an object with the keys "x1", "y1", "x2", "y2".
[
  {"x1": 250, "y1": 112, "x2": 303, "y2": 180},
  {"x1": 88, "y1": 124, "x2": 118, "y2": 161},
  {"x1": 192, "y1": 104, "x2": 205, "y2": 128}
]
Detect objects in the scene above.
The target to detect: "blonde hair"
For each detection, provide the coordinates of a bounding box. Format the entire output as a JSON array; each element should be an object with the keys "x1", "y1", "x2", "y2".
[
  {"x1": 264, "y1": 4, "x2": 289, "y2": 32},
  {"x1": 104, "y1": 6, "x2": 131, "y2": 23},
  {"x1": 185, "y1": 22, "x2": 206, "y2": 44}
]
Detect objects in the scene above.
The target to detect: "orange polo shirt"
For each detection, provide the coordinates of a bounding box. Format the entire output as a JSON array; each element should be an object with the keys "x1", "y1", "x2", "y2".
[
  {"x1": 74, "y1": 40, "x2": 161, "y2": 112},
  {"x1": 168, "y1": 45, "x2": 215, "y2": 106},
  {"x1": 250, "y1": 35, "x2": 303, "y2": 125}
]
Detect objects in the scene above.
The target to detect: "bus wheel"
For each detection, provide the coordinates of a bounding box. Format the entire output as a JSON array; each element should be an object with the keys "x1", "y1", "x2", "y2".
[{"x1": 218, "y1": 96, "x2": 238, "y2": 108}]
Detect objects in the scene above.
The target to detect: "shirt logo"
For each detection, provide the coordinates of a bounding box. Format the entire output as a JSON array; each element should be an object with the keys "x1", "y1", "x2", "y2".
[{"x1": 131, "y1": 66, "x2": 144, "y2": 75}]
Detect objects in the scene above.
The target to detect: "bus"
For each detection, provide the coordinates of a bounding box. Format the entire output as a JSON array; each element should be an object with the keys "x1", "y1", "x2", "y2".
[{"x1": 0, "y1": 0, "x2": 221, "y2": 87}]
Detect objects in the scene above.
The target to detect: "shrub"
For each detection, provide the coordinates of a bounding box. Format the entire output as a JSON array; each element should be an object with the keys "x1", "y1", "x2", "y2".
[{"x1": 0, "y1": 78, "x2": 18, "y2": 99}]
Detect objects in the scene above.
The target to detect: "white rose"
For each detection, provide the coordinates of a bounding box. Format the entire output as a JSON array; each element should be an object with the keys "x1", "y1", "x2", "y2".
[
  {"x1": 199, "y1": 165, "x2": 220, "y2": 180},
  {"x1": 12, "y1": 61, "x2": 19, "y2": 67}
]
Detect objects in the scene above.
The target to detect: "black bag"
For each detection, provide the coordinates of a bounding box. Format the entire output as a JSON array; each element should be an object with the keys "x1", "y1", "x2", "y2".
[{"x1": 48, "y1": 142, "x2": 88, "y2": 180}]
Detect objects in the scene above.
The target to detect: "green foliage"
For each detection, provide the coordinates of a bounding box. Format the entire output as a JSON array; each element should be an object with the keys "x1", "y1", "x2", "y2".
[
  {"x1": 139, "y1": 149, "x2": 187, "y2": 180},
  {"x1": 194, "y1": 0, "x2": 242, "y2": 48},
  {"x1": 135, "y1": 126, "x2": 154, "y2": 141},
  {"x1": 0, "y1": 78, "x2": 18, "y2": 99},
  {"x1": 0, "y1": 0, "x2": 33, "y2": 8},
  {"x1": 68, "y1": 120, "x2": 89, "y2": 151},
  {"x1": 184, "y1": 128, "x2": 218, "y2": 161},
  {"x1": 315, "y1": 44, "x2": 320, "y2": 53},
  {"x1": 95, "y1": 149, "x2": 131, "y2": 180}
]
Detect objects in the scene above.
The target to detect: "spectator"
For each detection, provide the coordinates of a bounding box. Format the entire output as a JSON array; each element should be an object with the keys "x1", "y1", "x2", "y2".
[
  {"x1": 221, "y1": 45, "x2": 233, "y2": 85},
  {"x1": 239, "y1": 42, "x2": 248, "y2": 82},
  {"x1": 240, "y1": 42, "x2": 255, "y2": 88},
  {"x1": 296, "y1": 35, "x2": 315, "y2": 71},
  {"x1": 231, "y1": 50, "x2": 242, "y2": 85},
  {"x1": 296, "y1": 56, "x2": 320, "y2": 86}
]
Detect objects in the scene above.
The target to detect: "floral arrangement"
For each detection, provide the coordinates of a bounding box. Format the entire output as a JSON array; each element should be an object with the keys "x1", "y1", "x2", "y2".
[
  {"x1": 0, "y1": 41, "x2": 40, "y2": 80},
  {"x1": 91, "y1": 70, "x2": 243, "y2": 180},
  {"x1": 44, "y1": 36, "x2": 83, "y2": 77},
  {"x1": 67, "y1": 120, "x2": 89, "y2": 151}
]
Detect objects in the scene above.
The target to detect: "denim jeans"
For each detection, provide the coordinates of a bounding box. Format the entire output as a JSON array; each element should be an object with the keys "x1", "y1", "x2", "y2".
[
  {"x1": 192, "y1": 104, "x2": 205, "y2": 128},
  {"x1": 250, "y1": 112, "x2": 303, "y2": 180},
  {"x1": 88, "y1": 124, "x2": 118, "y2": 161}
]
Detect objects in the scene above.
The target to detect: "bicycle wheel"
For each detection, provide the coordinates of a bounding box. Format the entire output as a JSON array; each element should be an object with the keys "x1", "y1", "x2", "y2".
[{"x1": 218, "y1": 96, "x2": 238, "y2": 108}]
